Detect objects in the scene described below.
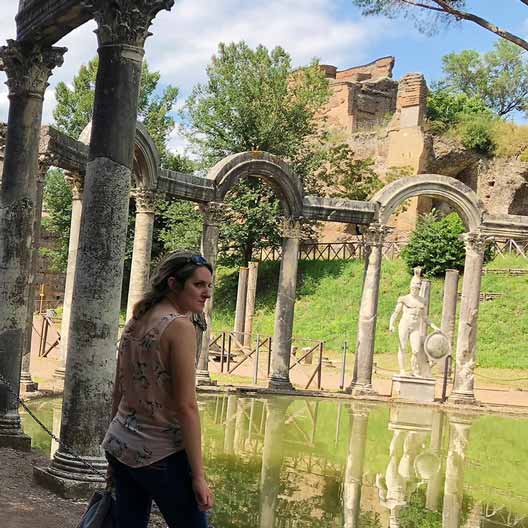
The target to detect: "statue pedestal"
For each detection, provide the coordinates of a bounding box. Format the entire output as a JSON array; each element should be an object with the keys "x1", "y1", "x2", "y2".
[{"x1": 391, "y1": 375, "x2": 436, "y2": 403}]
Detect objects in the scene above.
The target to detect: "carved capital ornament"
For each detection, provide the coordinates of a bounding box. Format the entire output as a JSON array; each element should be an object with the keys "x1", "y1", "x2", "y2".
[
  {"x1": 64, "y1": 171, "x2": 85, "y2": 200},
  {"x1": 282, "y1": 218, "x2": 302, "y2": 239},
  {"x1": 460, "y1": 231, "x2": 490, "y2": 255},
  {"x1": 200, "y1": 202, "x2": 224, "y2": 227},
  {"x1": 133, "y1": 188, "x2": 158, "y2": 214},
  {"x1": 0, "y1": 40, "x2": 66, "y2": 99},
  {"x1": 84, "y1": 0, "x2": 175, "y2": 48},
  {"x1": 364, "y1": 223, "x2": 391, "y2": 248}
]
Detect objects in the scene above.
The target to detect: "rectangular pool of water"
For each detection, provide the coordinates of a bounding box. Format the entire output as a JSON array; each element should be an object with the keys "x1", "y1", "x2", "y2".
[{"x1": 21, "y1": 394, "x2": 528, "y2": 527}]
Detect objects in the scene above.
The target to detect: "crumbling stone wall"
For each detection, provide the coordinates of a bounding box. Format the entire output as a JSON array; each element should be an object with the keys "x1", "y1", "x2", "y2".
[{"x1": 319, "y1": 57, "x2": 398, "y2": 133}]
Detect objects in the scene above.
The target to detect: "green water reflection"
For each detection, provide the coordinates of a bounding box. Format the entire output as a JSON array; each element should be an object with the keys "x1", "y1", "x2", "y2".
[{"x1": 21, "y1": 395, "x2": 528, "y2": 527}]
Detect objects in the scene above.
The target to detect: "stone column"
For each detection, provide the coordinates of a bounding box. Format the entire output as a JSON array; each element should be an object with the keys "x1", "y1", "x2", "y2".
[
  {"x1": 36, "y1": 1, "x2": 174, "y2": 495},
  {"x1": 441, "y1": 269, "x2": 459, "y2": 376},
  {"x1": 343, "y1": 403, "x2": 370, "y2": 528},
  {"x1": 347, "y1": 224, "x2": 390, "y2": 395},
  {"x1": 259, "y1": 398, "x2": 290, "y2": 528},
  {"x1": 442, "y1": 414, "x2": 472, "y2": 528},
  {"x1": 233, "y1": 267, "x2": 248, "y2": 343},
  {"x1": 196, "y1": 202, "x2": 222, "y2": 386},
  {"x1": 125, "y1": 188, "x2": 157, "y2": 321},
  {"x1": 20, "y1": 155, "x2": 54, "y2": 393},
  {"x1": 0, "y1": 40, "x2": 65, "y2": 450},
  {"x1": 243, "y1": 261, "x2": 258, "y2": 348},
  {"x1": 54, "y1": 172, "x2": 84, "y2": 381},
  {"x1": 268, "y1": 219, "x2": 301, "y2": 390},
  {"x1": 449, "y1": 233, "x2": 486, "y2": 405}
]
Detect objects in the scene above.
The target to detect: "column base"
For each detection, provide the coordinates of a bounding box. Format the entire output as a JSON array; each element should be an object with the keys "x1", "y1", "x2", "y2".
[
  {"x1": 195, "y1": 370, "x2": 216, "y2": 386},
  {"x1": 0, "y1": 432, "x2": 32, "y2": 451},
  {"x1": 447, "y1": 391, "x2": 478, "y2": 406},
  {"x1": 19, "y1": 373, "x2": 39, "y2": 393},
  {"x1": 0, "y1": 413, "x2": 31, "y2": 451},
  {"x1": 267, "y1": 376, "x2": 294, "y2": 391},
  {"x1": 33, "y1": 466, "x2": 105, "y2": 499},
  {"x1": 346, "y1": 382, "x2": 376, "y2": 397}
]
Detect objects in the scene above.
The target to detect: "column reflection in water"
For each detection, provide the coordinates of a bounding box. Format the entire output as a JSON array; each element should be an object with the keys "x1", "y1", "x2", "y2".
[
  {"x1": 376, "y1": 406, "x2": 441, "y2": 528},
  {"x1": 426, "y1": 410, "x2": 446, "y2": 512},
  {"x1": 343, "y1": 402, "x2": 371, "y2": 528},
  {"x1": 442, "y1": 413, "x2": 472, "y2": 528},
  {"x1": 259, "y1": 397, "x2": 290, "y2": 528},
  {"x1": 223, "y1": 395, "x2": 238, "y2": 454}
]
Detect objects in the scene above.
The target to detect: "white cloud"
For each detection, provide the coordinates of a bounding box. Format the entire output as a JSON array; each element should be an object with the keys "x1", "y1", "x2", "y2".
[{"x1": 0, "y1": 0, "x2": 393, "y2": 156}]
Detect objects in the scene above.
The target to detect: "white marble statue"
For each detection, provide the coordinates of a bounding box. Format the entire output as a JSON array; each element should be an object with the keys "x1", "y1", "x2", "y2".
[{"x1": 389, "y1": 267, "x2": 439, "y2": 377}]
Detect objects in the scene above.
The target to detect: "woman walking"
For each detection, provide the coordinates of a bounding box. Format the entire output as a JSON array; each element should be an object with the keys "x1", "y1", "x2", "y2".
[{"x1": 102, "y1": 251, "x2": 214, "y2": 527}]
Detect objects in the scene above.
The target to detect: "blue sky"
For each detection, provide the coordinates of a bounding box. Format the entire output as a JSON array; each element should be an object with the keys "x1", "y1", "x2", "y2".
[{"x1": 0, "y1": 0, "x2": 526, "y2": 152}]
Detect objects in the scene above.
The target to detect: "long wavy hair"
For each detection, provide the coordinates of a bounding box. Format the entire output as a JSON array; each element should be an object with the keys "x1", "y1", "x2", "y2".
[{"x1": 132, "y1": 250, "x2": 213, "y2": 320}]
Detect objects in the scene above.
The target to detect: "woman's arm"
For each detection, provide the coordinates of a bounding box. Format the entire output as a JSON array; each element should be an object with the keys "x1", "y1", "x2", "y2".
[{"x1": 164, "y1": 318, "x2": 213, "y2": 511}]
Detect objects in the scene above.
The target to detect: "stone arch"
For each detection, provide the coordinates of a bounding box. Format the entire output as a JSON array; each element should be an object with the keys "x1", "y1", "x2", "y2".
[
  {"x1": 79, "y1": 121, "x2": 160, "y2": 189},
  {"x1": 133, "y1": 122, "x2": 160, "y2": 190},
  {"x1": 371, "y1": 174, "x2": 485, "y2": 231},
  {"x1": 207, "y1": 151, "x2": 304, "y2": 217}
]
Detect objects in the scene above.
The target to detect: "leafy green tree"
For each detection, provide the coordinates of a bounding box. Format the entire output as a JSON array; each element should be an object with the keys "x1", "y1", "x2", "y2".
[
  {"x1": 183, "y1": 42, "x2": 330, "y2": 164},
  {"x1": 350, "y1": 1, "x2": 528, "y2": 51},
  {"x1": 54, "y1": 56, "x2": 179, "y2": 159},
  {"x1": 40, "y1": 169, "x2": 72, "y2": 271},
  {"x1": 426, "y1": 89, "x2": 492, "y2": 131},
  {"x1": 45, "y1": 57, "x2": 193, "y2": 272},
  {"x1": 183, "y1": 41, "x2": 380, "y2": 265},
  {"x1": 440, "y1": 40, "x2": 528, "y2": 117},
  {"x1": 401, "y1": 211, "x2": 492, "y2": 277}
]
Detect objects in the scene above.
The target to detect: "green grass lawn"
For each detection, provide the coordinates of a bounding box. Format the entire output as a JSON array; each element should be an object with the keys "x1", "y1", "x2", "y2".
[{"x1": 212, "y1": 255, "x2": 528, "y2": 371}]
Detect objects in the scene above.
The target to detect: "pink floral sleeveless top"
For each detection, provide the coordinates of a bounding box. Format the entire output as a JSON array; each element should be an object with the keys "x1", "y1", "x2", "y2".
[{"x1": 102, "y1": 313, "x2": 188, "y2": 467}]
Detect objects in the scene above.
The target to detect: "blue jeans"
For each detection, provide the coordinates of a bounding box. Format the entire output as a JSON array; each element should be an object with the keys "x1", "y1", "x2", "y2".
[{"x1": 106, "y1": 451, "x2": 209, "y2": 528}]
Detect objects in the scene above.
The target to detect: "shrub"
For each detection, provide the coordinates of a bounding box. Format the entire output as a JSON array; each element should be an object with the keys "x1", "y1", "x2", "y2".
[
  {"x1": 455, "y1": 113, "x2": 496, "y2": 155},
  {"x1": 426, "y1": 89, "x2": 492, "y2": 132},
  {"x1": 401, "y1": 211, "x2": 492, "y2": 277}
]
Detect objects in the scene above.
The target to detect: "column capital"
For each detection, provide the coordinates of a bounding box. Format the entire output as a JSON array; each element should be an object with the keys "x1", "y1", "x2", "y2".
[
  {"x1": 282, "y1": 218, "x2": 302, "y2": 239},
  {"x1": 0, "y1": 40, "x2": 66, "y2": 99},
  {"x1": 364, "y1": 223, "x2": 392, "y2": 247},
  {"x1": 37, "y1": 153, "x2": 57, "y2": 183},
  {"x1": 199, "y1": 201, "x2": 224, "y2": 227},
  {"x1": 85, "y1": 0, "x2": 175, "y2": 49},
  {"x1": 64, "y1": 171, "x2": 84, "y2": 200},
  {"x1": 460, "y1": 231, "x2": 490, "y2": 254},
  {"x1": 132, "y1": 188, "x2": 158, "y2": 213}
]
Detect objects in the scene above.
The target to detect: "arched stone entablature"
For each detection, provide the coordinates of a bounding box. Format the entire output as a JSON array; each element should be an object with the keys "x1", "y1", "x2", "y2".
[
  {"x1": 79, "y1": 121, "x2": 160, "y2": 190},
  {"x1": 207, "y1": 151, "x2": 304, "y2": 217},
  {"x1": 133, "y1": 122, "x2": 160, "y2": 190},
  {"x1": 371, "y1": 174, "x2": 485, "y2": 231}
]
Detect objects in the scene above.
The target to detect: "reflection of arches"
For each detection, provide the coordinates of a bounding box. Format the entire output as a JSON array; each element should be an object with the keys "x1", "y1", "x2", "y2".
[
  {"x1": 207, "y1": 151, "x2": 303, "y2": 217},
  {"x1": 371, "y1": 174, "x2": 485, "y2": 231}
]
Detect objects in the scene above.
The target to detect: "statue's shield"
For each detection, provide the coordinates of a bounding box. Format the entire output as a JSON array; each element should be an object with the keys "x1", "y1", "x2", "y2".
[{"x1": 424, "y1": 330, "x2": 450, "y2": 360}]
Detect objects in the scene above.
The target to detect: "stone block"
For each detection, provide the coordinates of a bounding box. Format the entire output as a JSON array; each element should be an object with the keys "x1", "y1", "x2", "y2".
[
  {"x1": 33, "y1": 466, "x2": 105, "y2": 499},
  {"x1": 0, "y1": 433, "x2": 32, "y2": 451},
  {"x1": 389, "y1": 405, "x2": 434, "y2": 431},
  {"x1": 391, "y1": 375, "x2": 436, "y2": 403},
  {"x1": 20, "y1": 380, "x2": 39, "y2": 393}
]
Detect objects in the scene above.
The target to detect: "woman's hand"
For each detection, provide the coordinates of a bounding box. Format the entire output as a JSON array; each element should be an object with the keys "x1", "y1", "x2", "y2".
[{"x1": 192, "y1": 475, "x2": 214, "y2": 512}]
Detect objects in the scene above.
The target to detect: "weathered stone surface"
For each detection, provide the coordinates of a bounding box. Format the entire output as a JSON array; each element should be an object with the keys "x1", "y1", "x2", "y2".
[
  {"x1": 52, "y1": 157, "x2": 131, "y2": 465},
  {"x1": 125, "y1": 189, "x2": 157, "y2": 321},
  {"x1": 0, "y1": 41, "x2": 65, "y2": 445},
  {"x1": 391, "y1": 375, "x2": 436, "y2": 402},
  {"x1": 268, "y1": 220, "x2": 301, "y2": 390},
  {"x1": 302, "y1": 195, "x2": 377, "y2": 224},
  {"x1": 196, "y1": 202, "x2": 222, "y2": 385},
  {"x1": 348, "y1": 223, "x2": 391, "y2": 394},
  {"x1": 243, "y1": 262, "x2": 258, "y2": 348},
  {"x1": 17, "y1": 1, "x2": 92, "y2": 46},
  {"x1": 209, "y1": 151, "x2": 304, "y2": 217}
]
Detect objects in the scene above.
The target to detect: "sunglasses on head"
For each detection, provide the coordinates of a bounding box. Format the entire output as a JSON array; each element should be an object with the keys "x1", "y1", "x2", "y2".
[{"x1": 186, "y1": 255, "x2": 209, "y2": 266}]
